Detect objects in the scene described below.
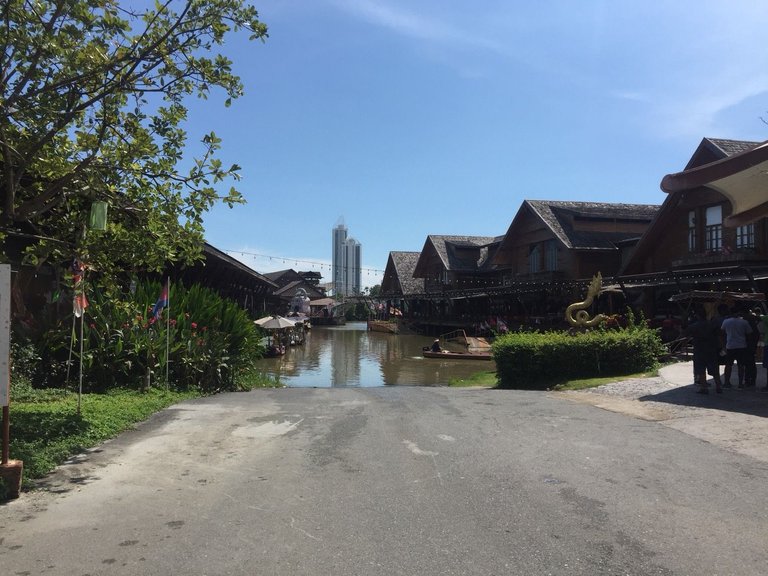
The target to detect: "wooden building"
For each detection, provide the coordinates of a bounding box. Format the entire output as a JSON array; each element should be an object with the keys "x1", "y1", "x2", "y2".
[
  {"x1": 380, "y1": 251, "x2": 425, "y2": 319},
  {"x1": 409, "y1": 235, "x2": 504, "y2": 330},
  {"x1": 618, "y1": 137, "x2": 768, "y2": 319},
  {"x1": 173, "y1": 243, "x2": 278, "y2": 317},
  {"x1": 487, "y1": 200, "x2": 658, "y2": 324},
  {"x1": 262, "y1": 269, "x2": 326, "y2": 315},
  {"x1": 494, "y1": 200, "x2": 659, "y2": 281},
  {"x1": 412, "y1": 235, "x2": 504, "y2": 292}
]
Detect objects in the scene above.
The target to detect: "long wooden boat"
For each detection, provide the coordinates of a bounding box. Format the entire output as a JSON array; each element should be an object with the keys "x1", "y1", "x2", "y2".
[
  {"x1": 367, "y1": 319, "x2": 399, "y2": 334},
  {"x1": 422, "y1": 348, "x2": 492, "y2": 361}
]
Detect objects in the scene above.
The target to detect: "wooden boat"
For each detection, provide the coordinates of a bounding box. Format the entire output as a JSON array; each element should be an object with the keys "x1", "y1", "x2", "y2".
[
  {"x1": 367, "y1": 319, "x2": 399, "y2": 334},
  {"x1": 422, "y1": 348, "x2": 492, "y2": 360},
  {"x1": 439, "y1": 329, "x2": 492, "y2": 352},
  {"x1": 264, "y1": 344, "x2": 286, "y2": 358}
]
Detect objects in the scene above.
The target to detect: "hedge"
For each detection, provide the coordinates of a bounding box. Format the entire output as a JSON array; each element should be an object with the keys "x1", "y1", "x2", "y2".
[{"x1": 492, "y1": 326, "x2": 664, "y2": 389}]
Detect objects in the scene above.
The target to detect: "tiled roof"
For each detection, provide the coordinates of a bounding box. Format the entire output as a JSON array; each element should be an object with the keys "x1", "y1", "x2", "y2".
[
  {"x1": 684, "y1": 138, "x2": 764, "y2": 170},
  {"x1": 383, "y1": 251, "x2": 424, "y2": 295},
  {"x1": 427, "y1": 235, "x2": 505, "y2": 271},
  {"x1": 273, "y1": 279, "x2": 325, "y2": 299},
  {"x1": 263, "y1": 269, "x2": 293, "y2": 282},
  {"x1": 525, "y1": 200, "x2": 659, "y2": 250},
  {"x1": 273, "y1": 279, "x2": 303, "y2": 297},
  {"x1": 203, "y1": 244, "x2": 278, "y2": 287},
  {"x1": 705, "y1": 138, "x2": 762, "y2": 158}
]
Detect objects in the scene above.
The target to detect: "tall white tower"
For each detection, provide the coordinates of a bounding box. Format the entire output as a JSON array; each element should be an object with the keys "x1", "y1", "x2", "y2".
[{"x1": 332, "y1": 218, "x2": 362, "y2": 296}]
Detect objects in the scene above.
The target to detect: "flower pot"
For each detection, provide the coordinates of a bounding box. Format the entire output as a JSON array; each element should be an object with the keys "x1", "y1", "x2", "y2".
[{"x1": 0, "y1": 460, "x2": 24, "y2": 499}]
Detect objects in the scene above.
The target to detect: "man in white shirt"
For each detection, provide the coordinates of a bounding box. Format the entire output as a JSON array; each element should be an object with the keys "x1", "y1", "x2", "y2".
[{"x1": 721, "y1": 307, "x2": 753, "y2": 388}]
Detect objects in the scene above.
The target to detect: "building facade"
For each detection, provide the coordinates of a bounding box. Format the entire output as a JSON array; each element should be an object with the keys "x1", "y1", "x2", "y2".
[{"x1": 332, "y1": 220, "x2": 362, "y2": 296}]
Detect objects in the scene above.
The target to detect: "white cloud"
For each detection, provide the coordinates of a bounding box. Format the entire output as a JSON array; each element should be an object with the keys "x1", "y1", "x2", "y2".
[{"x1": 328, "y1": 0, "x2": 502, "y2": 53}]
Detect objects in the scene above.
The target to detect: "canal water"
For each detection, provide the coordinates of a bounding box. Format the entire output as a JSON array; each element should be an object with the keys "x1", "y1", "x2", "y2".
[{"x1": 258, "y1": 322, "x2": 495, "y2": 388}]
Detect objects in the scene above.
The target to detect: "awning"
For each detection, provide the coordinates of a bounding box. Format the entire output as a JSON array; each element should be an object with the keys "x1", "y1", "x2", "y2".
[{"x1": 661, "y1": 141, "x2": 768, "y2": 227}]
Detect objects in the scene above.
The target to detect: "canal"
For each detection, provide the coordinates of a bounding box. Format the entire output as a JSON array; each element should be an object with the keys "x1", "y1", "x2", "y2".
[{"x1": 258, "y1": 322, "x2": 495, "y2": 387}]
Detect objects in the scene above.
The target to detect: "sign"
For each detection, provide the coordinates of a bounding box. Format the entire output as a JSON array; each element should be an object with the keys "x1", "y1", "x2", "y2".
[{"x1": 0, "y1": 264, "x2": 9, "y2": 407}]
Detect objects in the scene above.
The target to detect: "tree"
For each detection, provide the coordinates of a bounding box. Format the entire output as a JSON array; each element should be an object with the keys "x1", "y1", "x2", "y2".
[
  {"x1": 0, "y1": 0, "x2": 267, "y2": 279},
  {"x1": 368, "y1": 284, "x2": 381, "y2": 298}
]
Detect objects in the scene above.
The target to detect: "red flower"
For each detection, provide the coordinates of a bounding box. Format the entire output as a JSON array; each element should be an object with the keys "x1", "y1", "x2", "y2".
[
  {"x1": 191, "y1": 322, "x2": 198, "y2": 329},
  {"x1": 89, "y1": 323, "x2": 96, "y2": 329}
]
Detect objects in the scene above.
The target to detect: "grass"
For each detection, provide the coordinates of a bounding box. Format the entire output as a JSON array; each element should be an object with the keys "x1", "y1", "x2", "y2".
[
  {"x1": 448, "y1": 369, "x2": 658, "y2": 390},
  {"x1": 550, "y1": 370, "x2": 658, "y2": 391},
  {"x1": 7, "y1": 386, "x2": 200, "y2": 486},
  {"x1": 5, "y1": 369, "x2": 283, "y2": 492},
  {"x1": 448, "y1": 371, "x2": 498, "y2": 387}
]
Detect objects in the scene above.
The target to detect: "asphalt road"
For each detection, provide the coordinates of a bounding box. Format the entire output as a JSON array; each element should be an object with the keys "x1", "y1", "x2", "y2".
[{"x1": 2, "y1": 386, "x2": 767, "y2": 575}]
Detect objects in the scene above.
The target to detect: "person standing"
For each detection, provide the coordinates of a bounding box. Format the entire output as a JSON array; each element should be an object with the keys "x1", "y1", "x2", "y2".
[
  {"x1": 761, "y1": 309, "x2": 768, "y2": 390},
  {"x1": 684, "y1": 307, "x2": 723, "y2": 394},
  {"x1": 743, "y1": 308, "x2": 760, "y2": 387},
  {"x1": 720, "y1": 306, "x2": 753, "y2": 389}
]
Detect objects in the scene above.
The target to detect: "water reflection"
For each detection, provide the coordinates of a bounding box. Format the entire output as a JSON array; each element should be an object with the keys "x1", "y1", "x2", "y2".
[{"x1": 259, "y1": 322, "x2": 494, "y2": 388}]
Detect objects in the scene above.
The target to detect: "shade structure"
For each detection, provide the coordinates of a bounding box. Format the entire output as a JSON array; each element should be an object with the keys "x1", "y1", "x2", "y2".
[
  {"x1": 254, "y1": 315, "x2": 298, "y2": 330},
  {"x1": 660, "y1": 141, "x2": 768, "y2": 227}
]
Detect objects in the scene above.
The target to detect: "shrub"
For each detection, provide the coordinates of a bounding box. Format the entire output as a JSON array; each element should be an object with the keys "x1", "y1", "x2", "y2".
[
  {"x1": 27, "y1": 280, "x2": 264, "y2": 393},
  {"x1": 492, "y1": 318, "x2": 664, "y2": 389}
]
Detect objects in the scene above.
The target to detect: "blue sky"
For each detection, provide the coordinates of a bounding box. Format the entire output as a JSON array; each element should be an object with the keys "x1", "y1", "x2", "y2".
[{"x1": 192, "y1": 1, "x2": 768, "y2": 288}]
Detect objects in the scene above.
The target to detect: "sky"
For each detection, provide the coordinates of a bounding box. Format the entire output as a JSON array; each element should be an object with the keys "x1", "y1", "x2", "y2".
[{"x1": 190, "y1": 1, "x2": 768, "y2": 289}]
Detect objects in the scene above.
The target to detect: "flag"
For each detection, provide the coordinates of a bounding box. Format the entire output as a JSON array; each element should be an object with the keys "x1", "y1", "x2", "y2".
[
  {"x1": 72, "y1": 258, "x2": 88, "y2": 317},
  {"x1": 152, "y1": 279, "x2": 169, "y2": 319},
  {"x1": 73, "y1": 292, "x2": 88, "y2": 318}
]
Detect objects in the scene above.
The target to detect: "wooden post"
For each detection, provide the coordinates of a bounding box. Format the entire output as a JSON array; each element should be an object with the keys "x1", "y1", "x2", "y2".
[
  {"x1": 0, "y1": 264, "x2": 23, "y2": 498},
  {"x1": 1, "y1": 264, "x2": 10, "y2": 464}
]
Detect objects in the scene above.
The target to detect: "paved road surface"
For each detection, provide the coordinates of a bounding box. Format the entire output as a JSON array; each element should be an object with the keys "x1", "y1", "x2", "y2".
[{"x1": 2, "y1": 386, "x2": 767, "y2": 575}]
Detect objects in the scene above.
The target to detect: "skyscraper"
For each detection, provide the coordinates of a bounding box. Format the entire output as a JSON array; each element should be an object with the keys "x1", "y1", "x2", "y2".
[{"x1": 332, "y1": 219, "x2": 362, "y2": 296}]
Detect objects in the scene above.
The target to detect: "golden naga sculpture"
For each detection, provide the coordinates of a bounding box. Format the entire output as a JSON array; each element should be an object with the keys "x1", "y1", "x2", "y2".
[{"x1": 565, "y1": 272, "x2": 607, "y2": 328}]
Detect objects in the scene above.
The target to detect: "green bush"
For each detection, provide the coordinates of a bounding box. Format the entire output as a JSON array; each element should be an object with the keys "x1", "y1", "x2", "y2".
[
  {"x1": 27, "y1": 280, "x2": 265, "y2": 393},
  {"x1": 492, "y1": 319, "x2": 664, "y2": 389}
]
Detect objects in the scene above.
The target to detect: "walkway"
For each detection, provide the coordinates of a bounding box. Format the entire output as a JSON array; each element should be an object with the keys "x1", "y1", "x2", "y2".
[{"x1": 557, "y1": 360, "x2": 768, "y2": 464}]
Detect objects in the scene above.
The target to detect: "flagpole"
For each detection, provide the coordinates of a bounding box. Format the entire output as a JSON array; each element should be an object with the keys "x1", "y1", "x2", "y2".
[
  {"x1": 66, "y1": 313, "x2": 76, "y2": 385},
  {"x1": 165, "y1": 277, "x2": 170, "y2": 389},
  {"x1": 78, "y1": 303, "x2": 84, "y2": 416}
]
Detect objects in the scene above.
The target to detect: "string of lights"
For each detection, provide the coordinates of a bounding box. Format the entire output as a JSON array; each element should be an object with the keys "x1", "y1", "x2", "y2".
[
  {"x1": 224, "y1": 248, "x2": 386, "y2": 275},
  {"x1": 224, "y1": 247, "x2": 767, "y2": 293}
]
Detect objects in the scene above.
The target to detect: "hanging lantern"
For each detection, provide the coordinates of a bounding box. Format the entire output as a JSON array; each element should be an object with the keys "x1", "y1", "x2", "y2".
[{"x1": 89, "y1": 200, "x2": 108, "y2": 231}]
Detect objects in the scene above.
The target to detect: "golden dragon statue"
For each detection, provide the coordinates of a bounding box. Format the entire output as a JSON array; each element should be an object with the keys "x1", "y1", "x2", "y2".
[{"x1": 565, "y1": 272, "x2": 607, "y2": 328}]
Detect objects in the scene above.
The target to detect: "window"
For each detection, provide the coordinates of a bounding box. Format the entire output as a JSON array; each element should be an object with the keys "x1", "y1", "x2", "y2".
[
  {"x1": 528, "y1": 244, "x2": 541, "y2": 273},
  {"x1": 704, "y1": 205, "x2": 722, "y2": 252},
  {"x1": 544, "y1": 240, "x2": 558, "y2": 271},
  {"x1": 688, "y1": 210, "x2": 697, "y2": 252},
  {"x1": 736, "y1": 223, "x2": 755, "y2": 249}
]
